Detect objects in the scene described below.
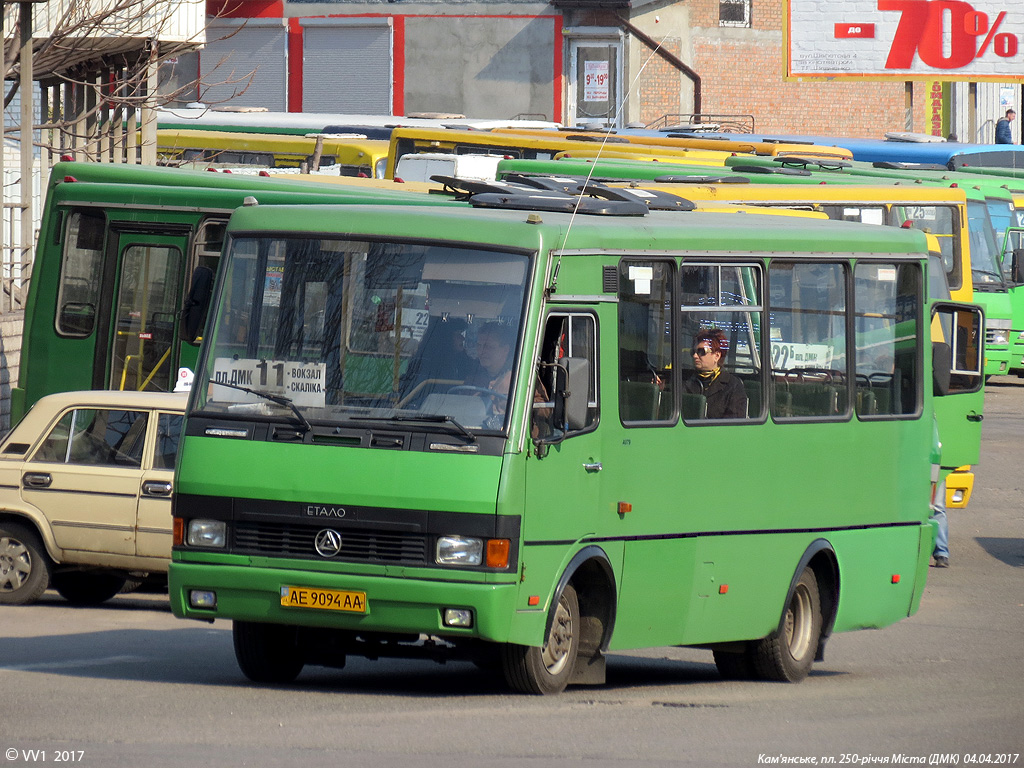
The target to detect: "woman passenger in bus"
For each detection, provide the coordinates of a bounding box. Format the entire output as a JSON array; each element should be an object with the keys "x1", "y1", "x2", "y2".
[{"x1": 683, "y1": 329, "x2": 747, "y2": 419}]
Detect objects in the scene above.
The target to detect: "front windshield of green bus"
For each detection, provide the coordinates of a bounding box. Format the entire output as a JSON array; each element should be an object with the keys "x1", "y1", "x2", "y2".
[
  {"x1": 194, "y1": 235, "x2": 531, "y2": 432},
  {"x1": 985, "y1": 197, "x2": 1014, "y2": 245},
  {"x1": 966, "y1": 199, "x2": 1005, "y2": 289}
]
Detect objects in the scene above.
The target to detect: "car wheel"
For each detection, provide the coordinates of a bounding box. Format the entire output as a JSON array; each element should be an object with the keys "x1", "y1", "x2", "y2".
[
  {"x1": 50, "y1": 571, "x2": 128, "y2": 605},
  {"x1": 0, "y1": 522, "x2": 52, "y2": 606}
]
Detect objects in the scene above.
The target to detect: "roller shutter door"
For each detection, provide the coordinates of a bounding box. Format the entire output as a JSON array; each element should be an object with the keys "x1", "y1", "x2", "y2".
[
  {"x1": 302, "y1": 21, "x2": 392, "y2": 114},
  {"x1": 200, "y1": 21, "x2": 287, "y2": 111}
]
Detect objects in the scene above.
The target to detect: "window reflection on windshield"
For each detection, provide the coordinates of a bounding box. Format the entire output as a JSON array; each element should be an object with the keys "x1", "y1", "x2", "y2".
[{"x1": 196, "y1": 237, "x2": 530, "y2": 432}]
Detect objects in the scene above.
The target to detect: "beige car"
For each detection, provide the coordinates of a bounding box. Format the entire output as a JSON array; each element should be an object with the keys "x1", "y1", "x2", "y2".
[{"x1": 0, "y1": 390, "x2": 187, "y2": 605}]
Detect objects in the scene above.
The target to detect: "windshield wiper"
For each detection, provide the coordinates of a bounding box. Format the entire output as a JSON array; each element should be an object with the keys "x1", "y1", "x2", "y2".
[
  {"x1": 211, "y1": 380, "x2": 312, "y2": 434},
  {"x1": 356, "y1": 414, "x2": 477, "y2": 442}
]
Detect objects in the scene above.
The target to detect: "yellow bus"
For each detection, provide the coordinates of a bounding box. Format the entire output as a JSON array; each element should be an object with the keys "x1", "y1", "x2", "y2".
[
  {"x1": 155, "y1": 129, "x2": 390, "y2": 178},
  {"x1": 489, "y1": 127, "x2": 855, "y2": 160},
  {"x1": 385, "y1": 127, "x2": 732, "y2": 179}
]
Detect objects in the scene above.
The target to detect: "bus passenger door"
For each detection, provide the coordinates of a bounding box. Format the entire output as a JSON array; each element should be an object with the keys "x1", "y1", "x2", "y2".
[
  {"x1": 104, "y1": 232, "x2": 186, "y2": 392},
  {"x1": 522, "y1": 312, "x2": 605, "y2": 590},
  {"x1": 932, "y1": 303, "x2": 985, "y2": 505}
]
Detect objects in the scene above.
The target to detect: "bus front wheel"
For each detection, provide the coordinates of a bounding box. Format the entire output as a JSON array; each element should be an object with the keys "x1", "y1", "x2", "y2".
[
  {"x1": 501, "y1": 583, "x2": 579, "y2": 694},
  {"x1": 751, "y1": 567, "x2": 822, "y2": 683},
  {"x1": 233, "y1": 621, "x2": 306, "y2": 684}
]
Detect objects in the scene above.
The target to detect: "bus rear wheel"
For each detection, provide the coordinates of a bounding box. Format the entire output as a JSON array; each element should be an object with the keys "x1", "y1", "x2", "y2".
[
  {"x1": 751, "y1": 567, "x2": 821, "y2": 683},
  {"x1": 233, "y1": 621, "x2": 305, "y2": 684},
  {"x1": 501, "y1": 583, "x2": 579, "y2": 695}
]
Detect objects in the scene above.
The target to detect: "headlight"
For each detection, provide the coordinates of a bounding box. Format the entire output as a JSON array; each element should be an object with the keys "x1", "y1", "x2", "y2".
[
  {"x1": 436, "y1": 536, "x2": 483, "y2": 566},
  {"x1": 991, "y1": 329, "x2": 1010, "y2": 346},
  {"x1": 187, "y1": 519, "x2": 227, "y2": 548}
]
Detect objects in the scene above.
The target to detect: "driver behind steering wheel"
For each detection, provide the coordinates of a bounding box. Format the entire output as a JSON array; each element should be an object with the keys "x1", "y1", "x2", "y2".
[{"x1": 466, "y1": 322, "x2": 514, "y2": 427}]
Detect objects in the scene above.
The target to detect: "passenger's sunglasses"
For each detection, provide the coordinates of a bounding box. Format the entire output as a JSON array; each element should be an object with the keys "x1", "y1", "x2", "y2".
[{"x1": 691, "y1": 346, "x2": 713, "y2": 357}]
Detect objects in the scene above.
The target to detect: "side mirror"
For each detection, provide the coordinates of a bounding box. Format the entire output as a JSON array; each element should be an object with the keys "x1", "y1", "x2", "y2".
[
  {"x1": 556, "y1": 356, "x2": 591, "y2": 432},
  {"x1": 932, "y1": 341, "x2": 951, "y2": 397},
  {"x1": 180, "y1": 266, "x2": 214, "y2": 344},
  {"x1": 1013, "y1": 249, "x2": 1024, "y2": 284}
]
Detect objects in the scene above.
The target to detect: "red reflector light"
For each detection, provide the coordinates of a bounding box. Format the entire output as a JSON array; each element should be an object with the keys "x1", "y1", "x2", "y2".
[
  {"x1": 892, "y1": 574, "x2": 901, "y2": 584},
  {"x1": 618, "y1": 502, "x2": 632, "y2": 515},
  {"x1": 394, "y1": 177, "x2": 405, "y2": 183},
  {"x1": 60, "y1": 154, "x2": 74, "y2": 162},
  {"x1": 259, "y1": 171, "x2": 270, "y2": 176},
  {"x1": 528, "y1": 595, "x2": 540, "y2": 606},
  {"x1": 63, "y1": 176, "x2": 78, "y2": 183},
  {"x1": 719, "y1": 584, "x2": 729, "y2": 595}
]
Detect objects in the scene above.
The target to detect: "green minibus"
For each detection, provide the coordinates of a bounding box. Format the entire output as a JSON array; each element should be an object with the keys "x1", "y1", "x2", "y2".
[{"x1": 169, "y1": 195, "x2": 981, "y2": 693}]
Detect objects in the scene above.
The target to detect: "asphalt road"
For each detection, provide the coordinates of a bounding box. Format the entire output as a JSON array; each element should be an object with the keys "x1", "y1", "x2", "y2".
[{"x1": 1, "y1": 381, "x2": 1021, "y2": 768}]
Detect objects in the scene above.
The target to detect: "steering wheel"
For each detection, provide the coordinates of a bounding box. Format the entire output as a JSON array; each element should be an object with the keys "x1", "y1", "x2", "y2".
[
  {"x1": 447, "y1": 385, "x2": 506, "y2": 429},
  {"x1": 447, "y1": 385, "x2": 504, "y2": 399}
]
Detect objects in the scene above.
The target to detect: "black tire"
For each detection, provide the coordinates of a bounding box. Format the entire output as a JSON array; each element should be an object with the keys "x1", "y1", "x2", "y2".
[
  {"x1": 713, "y1": 648, "x2": 756, "y2": 681},
  {"x1": 0, "y1": 522, "x2": 52, "y2": 606},
  {"x1": 50, "y1": 571, "x2": 128, "y2": 605},
  {"x1": 233, "y1": 621, "x2": 306, "y2": 684},
  {"x1": 502, "y1": 583, "x2": 579, "y2": 695},
  {"x1": 751, "y1": 567, "x2": 822, "y2": 683}
]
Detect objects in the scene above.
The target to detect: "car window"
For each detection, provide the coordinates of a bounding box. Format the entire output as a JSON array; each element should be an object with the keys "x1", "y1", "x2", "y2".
[
  {"x1": 154, "y1": 413, "x2": 183, "y2": 470},
  {"x1": 33, "y1": 408, "x2": 149, "y2": 468}
]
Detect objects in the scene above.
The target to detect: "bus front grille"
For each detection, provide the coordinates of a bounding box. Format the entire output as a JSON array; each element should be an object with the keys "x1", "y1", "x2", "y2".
[{"x1": 232, "y1": 522, "x2": 429, "y2": 564}]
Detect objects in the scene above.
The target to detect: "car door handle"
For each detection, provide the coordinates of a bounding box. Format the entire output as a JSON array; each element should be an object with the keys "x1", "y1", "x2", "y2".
[
  {"x1": 23, "y1": 472, "x2": 52, "y2": 488},
  {"x1": 142, "y1": 481, "x2": 173, "y2": 497},
  {"x1": 967, "y1": 411, "x2": 983, "y2": 422}
]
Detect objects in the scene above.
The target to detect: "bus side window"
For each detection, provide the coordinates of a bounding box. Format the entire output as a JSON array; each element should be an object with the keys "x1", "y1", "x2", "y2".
[
  {"x1": 679, "y1": 262, "x2": 763, "y2": 421},
  {"x1": 537, "y1": 312, "x2": 598, "y2": 437},
  {"x1": 618, "y1": 261, "x2": 674, "y2": 424},
  {"x1": 769, "y1": 262, "x2": 850, "y2": 420},
  {"x1": 854, "y1": 262, "x2": 923, "y2": 417},
  {"x1": 56, "y1": 210, "x2": 106, "y2": 337}
]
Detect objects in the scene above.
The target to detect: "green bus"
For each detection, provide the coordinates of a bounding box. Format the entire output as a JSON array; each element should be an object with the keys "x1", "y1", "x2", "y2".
[
  {"x1": 717, "y1": 154, "x2": 1015, "y2": 377},
  {"x1": 12, "y1": 162, "x2": 459, "y2": 423},
  {"x1": 504, "y1": 154, "x2": 1012, "y2": 380},
  {"x1": 169, "y1": 196, "x2": 982, "y2": 693}
]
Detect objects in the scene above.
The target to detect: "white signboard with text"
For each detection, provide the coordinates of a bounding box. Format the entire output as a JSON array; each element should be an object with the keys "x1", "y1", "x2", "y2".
[
  {"x1": 786, "y1": 0, "x2": 1024, "y2": 80},
  {"x1": 212, "y1": 358, "x2": 327, "y2": 408}
]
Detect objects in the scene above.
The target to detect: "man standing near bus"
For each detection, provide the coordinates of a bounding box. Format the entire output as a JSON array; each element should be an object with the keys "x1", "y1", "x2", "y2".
[{"x1": 995, "y1": 109, "x2": 1015, "y2": 144}]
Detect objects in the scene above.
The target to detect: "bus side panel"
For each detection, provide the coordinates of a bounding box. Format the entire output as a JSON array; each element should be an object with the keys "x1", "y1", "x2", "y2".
[
  {"x1": 829, "y1": 524, "x2": 929, "y2": 632},
  {"x1": 680, "y1": 534, "x2": 806, "y2": 647},
  {"x1": 505, "y1": 540, "x2": 625, "y2": 648},
  {"x1": 610, "y1": 538, "x2": 699, "y2": 650}
]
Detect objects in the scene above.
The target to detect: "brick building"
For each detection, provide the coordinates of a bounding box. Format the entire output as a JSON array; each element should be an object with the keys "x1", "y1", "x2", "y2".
[{"x1": 166, "y1": 0, "x2": 1022, "y2": 136}]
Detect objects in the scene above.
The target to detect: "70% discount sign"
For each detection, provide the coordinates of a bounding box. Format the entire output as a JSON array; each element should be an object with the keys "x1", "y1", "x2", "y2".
[{"x1": 836, "y1": 1, "x2": 1020, "y2": 69}]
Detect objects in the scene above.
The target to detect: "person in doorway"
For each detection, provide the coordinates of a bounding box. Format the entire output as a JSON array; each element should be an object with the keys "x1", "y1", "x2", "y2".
[
  {"x1": 995, "y1": 109, "x2": 1015, "y2": 144},
  {"x1": 683, "y1": 329, "x2": 747, "y2": 419}
]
